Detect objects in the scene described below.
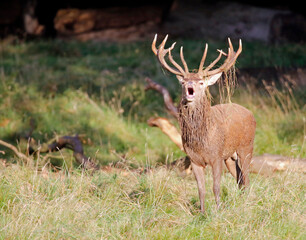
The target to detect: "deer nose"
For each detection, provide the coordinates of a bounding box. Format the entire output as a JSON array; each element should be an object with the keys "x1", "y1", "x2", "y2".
[
  {"x1": 186, "y1": 82, "x2": 195, "y2": 91},
  {"x1": 186, "y1": 82, "x2": 194, "y2": 87}
]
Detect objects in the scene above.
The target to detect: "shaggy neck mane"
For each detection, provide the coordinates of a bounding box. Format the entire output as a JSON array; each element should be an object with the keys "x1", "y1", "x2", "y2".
[{"x1": 178, "y1": 94, "x2": 211, "y2": 148}]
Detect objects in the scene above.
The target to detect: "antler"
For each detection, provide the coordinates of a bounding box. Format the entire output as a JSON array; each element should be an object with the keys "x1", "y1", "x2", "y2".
[
  {"x1": 152, "y1": 34, "x2": 188, "y2": 77},
  {"x1": 198, "y1": 38, "x2": 242, "y2": 78},
  {"x1": 152, "y1": 34, "x2": 242, "y2": 79}
]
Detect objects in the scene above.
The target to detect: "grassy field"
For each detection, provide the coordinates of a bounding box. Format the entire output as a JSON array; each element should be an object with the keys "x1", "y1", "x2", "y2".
[
  {"x1": 0, "y1": 37, "x2": 305, "y2": 239},
  {"x1": 0, "y1": 164, "x2": 304, "y2": 239}
]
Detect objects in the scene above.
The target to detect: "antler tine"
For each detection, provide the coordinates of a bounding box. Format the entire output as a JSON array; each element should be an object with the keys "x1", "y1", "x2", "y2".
[
  {"x1": 152, "y1": 34, "x2": 158, "y2": 55},
  {"x1": 202, "y1": 49, "x2": 224, "y2": 76},
  {"x1": 160, "y1": 34, "x2": 169, "y2": 50},
  {"x1": 151, "y1": 34, "x2": 187, "y2": 77},
  {"x1": 228, "y1": 37, "x2": 234, "y2": 52},
  {"x1": 203, "y1": 38, "x2": 242, "y2": 77},
  {"x1": 198, "y1": 43, "x2": 208, "y2": 73},
  {"x1": 180, "y1": 47, "x2": 189, "y2": 73},
  {"x1": 168, "y1": 44, "x2": 186, "y2": 74},
  {"x1": 222, "y1": 39, "x2": 242, "y2": 70},
  {"x1": 236, "y1": 39, "x2": 242, "y2": 57}
]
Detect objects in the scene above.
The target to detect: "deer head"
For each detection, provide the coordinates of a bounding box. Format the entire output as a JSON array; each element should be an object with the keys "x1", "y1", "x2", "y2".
[{"x1": 152, "y1": 34, "x2": 242, "y2": 104}]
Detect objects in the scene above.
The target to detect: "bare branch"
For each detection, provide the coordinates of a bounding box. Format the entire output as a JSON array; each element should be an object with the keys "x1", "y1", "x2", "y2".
[
  {"x1": 145, "y1": 77, "x2": 178, "y2": 118},
  {"x1": 0, "y1": 139, "x2": 32, "y2": 164},
  {"x1": 30, "y1": 135, "x2": 98, "y2": 170},
  {"x1": 147, "y1": 117, "x2": 183, "y2": 151}
]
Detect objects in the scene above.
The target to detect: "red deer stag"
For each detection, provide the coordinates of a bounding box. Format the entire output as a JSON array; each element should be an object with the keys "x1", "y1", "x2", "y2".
[{"x1": 152, "y1": 35, "x2": 256, "y2": 212}]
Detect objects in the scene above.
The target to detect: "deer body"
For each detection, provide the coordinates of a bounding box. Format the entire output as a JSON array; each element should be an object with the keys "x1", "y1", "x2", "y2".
[
  {"x1": 152, "y1": 35, "x2": 256, "y2": 212},
  {"x1": 180, "y1": 102, "x2": 255, "y2": 167}
]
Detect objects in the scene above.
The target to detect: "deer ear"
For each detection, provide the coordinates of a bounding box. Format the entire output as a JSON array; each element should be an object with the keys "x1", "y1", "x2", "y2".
[{"x1": 206, "y1": 73, "x2": 222, "y2": 86}]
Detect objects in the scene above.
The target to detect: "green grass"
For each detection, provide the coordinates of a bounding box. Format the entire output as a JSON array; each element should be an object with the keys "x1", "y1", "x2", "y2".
[
  {"x1": 0, "y1": 38, "x2": 305, "y2": 239},
  {"x1": 0, "y1": 164, "x2": 304, "y2": 239}
]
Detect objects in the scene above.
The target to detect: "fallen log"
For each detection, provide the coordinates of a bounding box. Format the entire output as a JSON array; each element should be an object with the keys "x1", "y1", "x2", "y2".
[
  {"x1": 147, "y1": 117, "x2": 183, "y2": 151},
  {"x1": 54, "y1": 6, "x2": 163, "y2": 36},
  {"x1": 0, "y1": 136, "x2": 98, "y2": 170},
  {"x1": 29, "y1": 135, "x2": 98, "y2": 170},
  {"x1": 251, "y1": 154, "x2": 306, "y2": 175}
]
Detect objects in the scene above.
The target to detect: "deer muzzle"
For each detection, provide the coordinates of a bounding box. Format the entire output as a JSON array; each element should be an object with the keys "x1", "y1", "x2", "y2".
[{"x1": 185, "y1": 82, "x2": 195, "y2": 102}]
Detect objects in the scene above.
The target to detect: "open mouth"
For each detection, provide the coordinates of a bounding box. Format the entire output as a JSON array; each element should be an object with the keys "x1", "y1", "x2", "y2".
[
  {"x1": 186, "y1": 87, "x2": 195, "y2": 101},
  {"x1": 188, "y1": 87, "x2": 194, "y2": 95}
]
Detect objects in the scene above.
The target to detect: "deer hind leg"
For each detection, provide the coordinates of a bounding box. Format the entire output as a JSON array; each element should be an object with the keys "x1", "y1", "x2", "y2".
[
  {"x1": 225, "y1": 158, "x2": 245, "y2": 188},
  {"x1": 224, "y1": 152, "x2": 238, "y2": 179},
  {"x1": 237, "y1": 147, "x2": 253, "y2": 188},
  {"x1": 191, "y1": 162, "x2": 206, "y2": 213}
]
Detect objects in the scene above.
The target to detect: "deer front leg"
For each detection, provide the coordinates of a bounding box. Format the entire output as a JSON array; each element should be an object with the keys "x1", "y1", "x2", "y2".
[
  {"x1": 191, "y1": 162, "x2": 206, "y2": 213},
  {"x1": 212, "y1": 160, "x2": 222, "y2": 209}
]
